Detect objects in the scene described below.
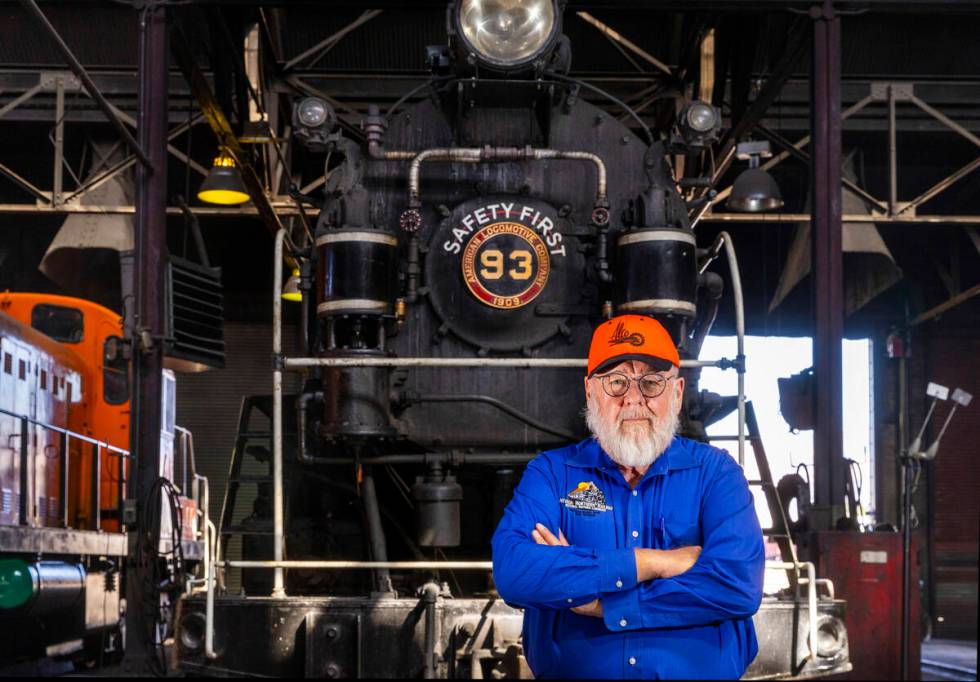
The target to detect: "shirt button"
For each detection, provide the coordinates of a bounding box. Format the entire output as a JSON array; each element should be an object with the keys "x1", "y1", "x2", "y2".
[
  {"x1": 619, "y1": 618, "x2": 628, "y2": 627},
  {"x1": 629, "y1": 657, "x2": 637, "y2": 666},
  {"x1": 632, "y1": 490, "x2": 638, "y2": 497},
  {"x1": 631, "y1": 530, "x2": 639, "y2": 538},
  {"x1": 615, "y1": 579, "x2": 623, "y2": 588},
  {"x1": 567, "y1": 598, "x2": 573, "y2": 603}
]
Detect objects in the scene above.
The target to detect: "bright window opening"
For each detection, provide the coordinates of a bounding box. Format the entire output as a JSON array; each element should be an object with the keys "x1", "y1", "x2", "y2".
[{"x1": 698, "y1": 336, "x2": 875, "y2": 591}]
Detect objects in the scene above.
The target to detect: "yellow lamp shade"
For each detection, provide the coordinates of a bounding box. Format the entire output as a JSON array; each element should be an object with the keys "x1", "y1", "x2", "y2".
[
  {"x1": 198, "y1": 153, "x2": 250, "y2": 205},
  {"x1": 282, "y1": 268, "x2": 302, "y2": 302}
]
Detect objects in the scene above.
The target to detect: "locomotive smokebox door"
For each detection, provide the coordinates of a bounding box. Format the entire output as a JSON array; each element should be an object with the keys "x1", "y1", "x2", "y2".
[{"x1": 425, "y1": 195, "x2": 586, "y2": 352}]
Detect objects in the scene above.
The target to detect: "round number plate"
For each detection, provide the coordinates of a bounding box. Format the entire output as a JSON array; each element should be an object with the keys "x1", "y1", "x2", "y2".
[{"x1": 461, "y1": 222, "x2": 550, "y2": 309}]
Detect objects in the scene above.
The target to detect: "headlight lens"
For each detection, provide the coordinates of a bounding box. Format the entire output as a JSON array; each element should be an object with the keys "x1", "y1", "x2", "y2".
[
  {"x1": 296, "y1": 97, "x2": 329, "y2": 128},
  {"x1": 686, "y1": 102, "x2": 719, "y2": 132},
  {"x1": 459, "y1": 0, "x2": 556, "y2": 66}
]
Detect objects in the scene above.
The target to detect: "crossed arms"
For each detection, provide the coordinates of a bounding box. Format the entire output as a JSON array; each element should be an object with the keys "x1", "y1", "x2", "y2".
[{"x1": 491, "y1": 454, "x2": 765, "y2": 631}]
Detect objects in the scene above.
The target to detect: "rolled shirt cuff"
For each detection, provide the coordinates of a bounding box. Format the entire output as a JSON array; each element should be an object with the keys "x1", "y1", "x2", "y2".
[
  {"x1": 597, "y1": 547, "x2": 638, "y2": 594},
  {"x1": 601, "y1": 584, "x2": 644, "y2": 632}
]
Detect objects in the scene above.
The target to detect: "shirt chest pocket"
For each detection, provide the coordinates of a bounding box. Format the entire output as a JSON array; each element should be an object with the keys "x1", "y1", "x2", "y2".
[{"x1": 663, "y1": 509, "x2": 701, "y2": 548}]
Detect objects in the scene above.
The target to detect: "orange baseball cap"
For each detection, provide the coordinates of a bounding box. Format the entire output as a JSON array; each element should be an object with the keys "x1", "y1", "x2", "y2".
[{"x1": 587, "y1": 314, "x2": 680, "y2": 377}]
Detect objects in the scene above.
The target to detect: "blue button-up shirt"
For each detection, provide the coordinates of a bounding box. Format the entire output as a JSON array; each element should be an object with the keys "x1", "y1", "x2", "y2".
[{"x1": 491, "y1": 436, "x2": 764, "y2": 679}]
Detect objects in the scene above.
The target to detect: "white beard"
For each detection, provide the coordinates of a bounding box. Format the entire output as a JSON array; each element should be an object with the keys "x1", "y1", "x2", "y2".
[{"x1": 584, "y1": 391, "x2": 680, "y2": 469}]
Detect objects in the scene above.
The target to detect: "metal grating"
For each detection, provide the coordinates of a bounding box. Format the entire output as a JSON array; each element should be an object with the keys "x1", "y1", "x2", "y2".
[{"x1": 165, "y1": 256, "x2": 226, "y2": 371}]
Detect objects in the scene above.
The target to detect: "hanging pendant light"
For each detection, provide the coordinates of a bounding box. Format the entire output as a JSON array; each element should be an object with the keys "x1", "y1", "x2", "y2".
[
  {"x1": 198, "y1": 151, "x2": 250, "y2": 205},
  {"x1": 727, "y1": 140, "x2": 784, "y2": 213},
  {"x1": 281, "y1": 267, "x2": 302, "y2": 302}
]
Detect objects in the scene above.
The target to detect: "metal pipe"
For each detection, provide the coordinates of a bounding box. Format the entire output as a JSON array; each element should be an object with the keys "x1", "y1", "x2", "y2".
[
  {"x1": 19, "y1": 0, "x2": 150, "y2": 167},
  {"x1": 361, "y1": 468, "x2": 393, "y2": 593},
  {"x1": 19, "y1": 417, "x2": 29, "y2": 525},
  {"x1": 205, "y1": 518, "x2": 217, "y2": 659},
  {"x1": 284, "y1": 357, "x2": 731, "y2": 369},
  {"x1": 296, "y1": 390, "x2": 323, "y2": 463},
  {"x1": 53, "y1": 75, "x2": 64, "y2": 205},
  {"x1": 407, "y1": 146, "x2": 607, "y2": 206},
  {"x1": 6, "y1": 201, "x2": 980, "y2": 224},
  {"x1": 223, "y1": 560, "x2": 493, "y2": 570},
  {"x1": 271, "y1": 229, "x2": 286, "y2": 597},
  {"x1": 766, "y1": 561, "x2": 818, "y2": 662},
  {"x1": 705, "y1": 232, "x2": 746, "y2": 466},
  {"x1": 889, "y1": 84, "x2": 898, "y2": 215},
  {"x1": 60, "y1": 431, "x2": 69, "y2": 528},
  {"x1": 93, "y1": 443, "x2": 101, "y2": 529},
  {"x1": 420, "y1": 582, "x2": 440, "y2": 679}
]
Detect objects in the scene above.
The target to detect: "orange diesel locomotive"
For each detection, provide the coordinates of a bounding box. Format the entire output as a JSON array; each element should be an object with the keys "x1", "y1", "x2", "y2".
[
  {"x1": 0, "y1": 293, "x2": 202, "y2": 669},
  {"x1": 0, "y1": 293, "x2": 129, "y2": 532}
]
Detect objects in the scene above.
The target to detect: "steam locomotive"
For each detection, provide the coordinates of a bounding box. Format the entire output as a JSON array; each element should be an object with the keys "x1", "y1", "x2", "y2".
[
  {"x1": 0, "y1": 293, "x2": 204, "y2": 673},
  {"x1": 176, "y1": 1, "x2": 851, "y2": 678}
]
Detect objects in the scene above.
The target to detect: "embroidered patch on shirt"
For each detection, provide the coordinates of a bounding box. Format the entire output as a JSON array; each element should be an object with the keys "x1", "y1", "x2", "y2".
[{"x1": 560, "y1": 481, "x2": 613, "y2": 514}]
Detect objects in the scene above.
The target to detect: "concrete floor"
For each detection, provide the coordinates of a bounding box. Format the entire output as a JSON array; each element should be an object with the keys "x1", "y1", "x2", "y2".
[{"x1": 922, "y1": 639, "x2": 978, "y2": 681}]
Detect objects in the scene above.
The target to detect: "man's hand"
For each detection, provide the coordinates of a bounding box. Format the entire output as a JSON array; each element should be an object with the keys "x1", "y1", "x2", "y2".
[
  {"x1": 531, "y1": 523, "x2": 603, "y2": 618},
  {"x1": 635, "y1": 545, "x2": 702, "y2": 582}
]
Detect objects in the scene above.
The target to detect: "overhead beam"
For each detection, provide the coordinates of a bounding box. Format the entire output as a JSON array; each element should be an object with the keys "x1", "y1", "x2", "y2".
[
  {"x1": 282, "y1": 9, "x2": 383, "y2": 72},
  {"x1": 575, "y1": 12, "x2": 672, "y2": 75},
  {"x1": 19, "y1": 0, "x2": 150, "y2": 167}
]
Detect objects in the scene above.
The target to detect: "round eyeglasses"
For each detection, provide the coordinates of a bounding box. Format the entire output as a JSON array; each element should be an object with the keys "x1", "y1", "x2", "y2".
[{"x1": 596, "y1": 372, "x2": 674, "y2": 399}]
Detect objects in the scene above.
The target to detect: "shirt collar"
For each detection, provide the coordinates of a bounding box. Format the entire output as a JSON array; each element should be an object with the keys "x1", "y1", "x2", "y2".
[{"x1": 567, "y1": 436, "x2": 701, "y2": 475}]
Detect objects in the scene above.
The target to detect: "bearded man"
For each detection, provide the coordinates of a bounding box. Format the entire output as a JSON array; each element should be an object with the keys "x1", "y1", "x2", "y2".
[{"x1": 491, "y1": 314, "x2": 764, "y2": 680}]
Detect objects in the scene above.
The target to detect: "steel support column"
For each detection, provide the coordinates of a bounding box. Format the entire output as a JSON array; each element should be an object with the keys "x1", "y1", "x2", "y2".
[
  {"x1": 125, "y1": 4, "x2": 169, "y2": 671},
  {"x1": 810, "y1": 1, "x2": 846, "y2": 527}
]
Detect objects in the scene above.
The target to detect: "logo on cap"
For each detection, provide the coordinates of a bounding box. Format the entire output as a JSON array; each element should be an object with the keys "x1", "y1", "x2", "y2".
[{"x1": 608, "y1": 321, "x2": 644, "y2": 347}]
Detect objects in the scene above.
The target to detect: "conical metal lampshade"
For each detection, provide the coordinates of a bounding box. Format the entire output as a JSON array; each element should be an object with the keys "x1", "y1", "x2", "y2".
[
  {"x1": 282, "y1": 268, "x2": 302, "y2": 302},
  {"x1": 727, "y1": 167, "x2": 784, "y2": 212},
  {"x1": 198, "y1": 153, "x2": 250, "y2": 205}
]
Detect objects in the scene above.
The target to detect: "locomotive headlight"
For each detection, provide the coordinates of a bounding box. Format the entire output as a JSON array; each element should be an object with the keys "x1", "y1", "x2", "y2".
[
  {"x1": 292, "y1": 96, "x2": 337, "y2": 151},
  {"x1": 457, "y1": 0, "x2": 557, "y2": 67},
  {"x1": 685, "y1": 102, "x2": 719, "y2": 133},
  {"x1": 674, "y1": 100, "x2": 722, "y2": 150},
  {"x1": 297, "y1": 97, "x2": 327, "y2": 128}
]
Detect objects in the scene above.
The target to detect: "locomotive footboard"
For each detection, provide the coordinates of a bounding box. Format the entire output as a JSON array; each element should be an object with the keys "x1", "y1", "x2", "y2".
[{"x1": 175, "y1": 593, "x2": 850, "y2": 679}]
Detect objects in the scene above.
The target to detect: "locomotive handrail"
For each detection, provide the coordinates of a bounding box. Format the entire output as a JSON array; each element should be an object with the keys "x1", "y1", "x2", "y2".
[
  {"x1": 0, "y1": 404, "x2": 129, "y2": 529},
  {"x1": 0, "y1": 405, "x2": 131, "y2": 456},
  {"x1": 282, "y1": 357, "x2": 739, "y2": 369},
  {"x1": 405, "y1": 146, "x2": 607, "y2": 208}
]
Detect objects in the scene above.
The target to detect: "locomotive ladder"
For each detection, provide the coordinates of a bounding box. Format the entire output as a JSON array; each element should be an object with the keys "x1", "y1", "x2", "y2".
[
  {"x1": 717, "y1": 400, "x2": 800, "y2": 589},
  {"x1": 215, "y1": 395, "x2": 281, "y2": 591}
]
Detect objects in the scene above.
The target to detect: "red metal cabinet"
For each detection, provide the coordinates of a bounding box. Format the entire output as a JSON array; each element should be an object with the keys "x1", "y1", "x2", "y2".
[{"x1": 800, "y1": 531, "x2": 920, "y2": 680}]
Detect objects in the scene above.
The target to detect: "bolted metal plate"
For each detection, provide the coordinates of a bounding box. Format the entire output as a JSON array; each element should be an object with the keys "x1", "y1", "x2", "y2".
[{"x1": 305, "y1": 612, "x2": 360, "y2": 679}]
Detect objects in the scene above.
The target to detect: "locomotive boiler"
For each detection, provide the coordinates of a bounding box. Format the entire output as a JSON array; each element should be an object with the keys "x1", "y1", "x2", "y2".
[{"x1": 176, "y1": 1, "x2": 851, "y2": 678}]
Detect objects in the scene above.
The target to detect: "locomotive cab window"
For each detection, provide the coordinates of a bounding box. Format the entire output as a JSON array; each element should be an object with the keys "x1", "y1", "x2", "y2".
[
  {"x1": 103, "y1": 335, "x2": 129, "y2": 404},
  {"x1": 32, "y1": 304, "x2": 84, "y2": 343}
]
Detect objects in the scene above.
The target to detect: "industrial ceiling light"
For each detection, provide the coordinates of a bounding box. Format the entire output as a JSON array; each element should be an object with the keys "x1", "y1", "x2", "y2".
[
  {"x1": 197, "y1": 152, "x2": 250, "y2": 206},
  {"x1": 456, "y1": 0, "x2": 558, "y2": 68},
  {"x1": 727, "y1": 140, "x2": 783, "y2": 213},
  {"x1": 281, "y1": 268, "x2": 302, "y2": 302}
]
